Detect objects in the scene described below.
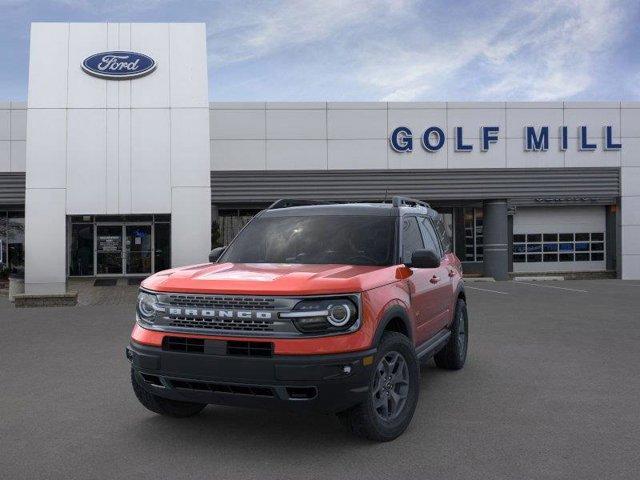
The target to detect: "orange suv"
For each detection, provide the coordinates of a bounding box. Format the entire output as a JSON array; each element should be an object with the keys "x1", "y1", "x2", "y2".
[{"x1": 127, "y1": 197, "x2": 468, "y2": 441}]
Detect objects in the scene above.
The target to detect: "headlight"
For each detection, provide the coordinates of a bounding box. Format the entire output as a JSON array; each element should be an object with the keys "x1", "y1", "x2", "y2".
[
  {"x1": 137, "y1": 290, "x2": 159, "y2": 324},
  {"x1": 280, "y1": 297, "x2": 359, "y2": 334},
  {"x1": 327, "y1": 303, "x2": 353, "y2": 326}
]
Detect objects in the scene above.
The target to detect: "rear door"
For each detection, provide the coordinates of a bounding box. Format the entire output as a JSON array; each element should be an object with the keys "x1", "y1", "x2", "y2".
[
  {"x1": 401, "y1": 216, "x2": 440, "y2": 346},
  {"x1": 417, "y1": 216, "x2": 452, "y2": 334}
]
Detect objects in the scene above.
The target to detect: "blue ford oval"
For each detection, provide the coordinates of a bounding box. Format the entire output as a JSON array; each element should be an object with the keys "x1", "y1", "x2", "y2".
[{"x1": 82, "y1": 51, "x2": 156, "y2": 79}]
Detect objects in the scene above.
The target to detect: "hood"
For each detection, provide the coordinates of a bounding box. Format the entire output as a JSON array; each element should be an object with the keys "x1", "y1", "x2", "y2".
[{"x1": 141, "y1": 262, "x2": 399, "y2": 295}]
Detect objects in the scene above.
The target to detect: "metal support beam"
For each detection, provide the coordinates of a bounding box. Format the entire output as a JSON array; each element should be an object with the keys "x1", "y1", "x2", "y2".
[{"x1": 483, "y1": 200, "x2": 509, "y2": 281}]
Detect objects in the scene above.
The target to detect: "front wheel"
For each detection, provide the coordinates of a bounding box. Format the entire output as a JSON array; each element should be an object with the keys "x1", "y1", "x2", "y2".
[{"x1": 338, "y1": 332, "x2": 419, "y2": 441}]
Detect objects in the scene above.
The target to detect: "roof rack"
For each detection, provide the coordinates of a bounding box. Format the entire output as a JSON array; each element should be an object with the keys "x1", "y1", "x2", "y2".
[
  {"x1": 267, "y1": 199, "x2": 334, "y2": 210},
  {"x1": 391, "y1": 196, "x2": 431, "y2": 209}
]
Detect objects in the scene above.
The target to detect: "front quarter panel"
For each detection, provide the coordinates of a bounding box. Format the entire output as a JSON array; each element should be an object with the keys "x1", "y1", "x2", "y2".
[{"x1": 362, "y1": 277, "x2": 415, "y2": 348}]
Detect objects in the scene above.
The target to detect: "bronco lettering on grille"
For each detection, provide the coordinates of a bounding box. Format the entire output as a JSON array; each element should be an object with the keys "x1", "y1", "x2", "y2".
[{"x1": 167, "y1": 308, "x2": 273, "y2": 320}]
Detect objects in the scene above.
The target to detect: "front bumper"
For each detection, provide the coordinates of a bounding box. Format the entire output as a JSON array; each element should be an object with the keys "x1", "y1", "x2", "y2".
[{"x1": 127, "y1": 340, "x2": 375, "y2": 414}]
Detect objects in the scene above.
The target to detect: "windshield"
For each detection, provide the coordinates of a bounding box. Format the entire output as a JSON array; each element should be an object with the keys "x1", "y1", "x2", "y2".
[{"x1": 220, "y1": 215, "x2": 397, "y2": 266}]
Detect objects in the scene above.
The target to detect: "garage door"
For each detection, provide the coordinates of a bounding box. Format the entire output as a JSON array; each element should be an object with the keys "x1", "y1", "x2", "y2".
[{"x1": 513, "y1": 206, "x2": 606, "y2": 273}]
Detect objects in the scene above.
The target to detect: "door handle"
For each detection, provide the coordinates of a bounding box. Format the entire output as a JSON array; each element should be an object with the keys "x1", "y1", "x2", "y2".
[
  {"x1": 448, "y1": 269, "x2": 455, "y2": 277},
  {"x1": 430, "y1": 275, "x2": 440, "y2": 284}
]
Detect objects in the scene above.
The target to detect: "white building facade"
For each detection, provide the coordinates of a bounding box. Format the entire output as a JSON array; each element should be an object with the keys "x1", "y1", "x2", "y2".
[{"x1": 0, "y1": 22, "x2": 639, "y2": 294}]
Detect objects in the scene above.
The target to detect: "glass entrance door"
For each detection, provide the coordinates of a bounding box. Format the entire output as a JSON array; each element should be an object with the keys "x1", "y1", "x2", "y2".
[
  {"x1": 70, "y1": 216, "x2": 168, "y2": 278},
  {"x1": 125, "y1": 225, "x2": 153, "y2": 275},
  {"x1": 95, "y1": 224, "x2": 153, "y2": 276},
  {"x1": 96, "y1": 225, "x2": 124, "y2": 275}
]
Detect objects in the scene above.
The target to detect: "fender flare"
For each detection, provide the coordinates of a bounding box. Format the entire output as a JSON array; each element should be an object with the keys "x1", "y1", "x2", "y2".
[
  {"x1": 372, "y1": 304, "x2": 413, "y2": 347},
  {"x1": 455, "y1": 282, "x2": 466, "y2": 302}
]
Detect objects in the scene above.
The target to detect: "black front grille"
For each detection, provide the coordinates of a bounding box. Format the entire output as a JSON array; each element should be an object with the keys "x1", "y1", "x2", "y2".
[
  {"x1": 167, "y1": 294, "x2": 276, "y2": 310},
  {"x1": 161, "y1": 336, "x2": 273, "y2": 357},
  {"x1": 169, "y1": 379, "x2": 275, "y2": 397},
  {"x1": 163, "y1": 336, "x2": 205, "y2": 353},
  {"x1": 227, "y1": 341, "x2": 273, "y2": 357},
  {"x1": 152, "y1": 293, "x2": 304, "y2": 336},
  {"x1": 167, "y1": 316, "x2": 274, "y2": 332}
]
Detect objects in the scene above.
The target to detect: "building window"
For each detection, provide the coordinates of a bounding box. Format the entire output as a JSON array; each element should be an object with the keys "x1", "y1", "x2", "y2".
[
  {"x1": 0, "y1": 212, "x2": 6, "y2": 277},
  {"x1": 513, "y1": 232, "x2": 605, "y2": 263},
  {"x1": 463, "y1": 208, "x2": 483, "y2": 262},
  {"x1": 213, "y1": 209, "x2": 261, "y2": 248},
  {"x1": 69, "y1": 224, "x2": 94, "y2": 276},
  {"x1": 154, "y1": 222, "x2": 171, "y2": 272},
  {"x1": 0, "y1": 211, "x2": 25, "y2": 277}
]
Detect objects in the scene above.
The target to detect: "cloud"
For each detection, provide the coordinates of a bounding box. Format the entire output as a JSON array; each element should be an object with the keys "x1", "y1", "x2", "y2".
[
  {"x1": 358, "y1": 0, "x2": 629, "y2": 101},
  {"x1": 206, "y1": 0, "x2": 633, "y2": 101},
  {"x1": 478, "y1": 0, "x2": 626, "y2": 100},
  {"x1": 207, "y1": 0, "x2": 413, "y2": 66}
]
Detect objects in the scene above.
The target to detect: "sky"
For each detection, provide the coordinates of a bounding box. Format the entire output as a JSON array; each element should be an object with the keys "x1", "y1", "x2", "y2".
[{"x1": 1, "y1": 0, "x2": 639, "y2": 102}]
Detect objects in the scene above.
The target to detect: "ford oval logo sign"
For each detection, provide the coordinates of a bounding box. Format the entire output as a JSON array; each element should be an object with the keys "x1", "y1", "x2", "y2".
[{"x1": 82, "y1": 51, "x2": 156, "y2": 80}]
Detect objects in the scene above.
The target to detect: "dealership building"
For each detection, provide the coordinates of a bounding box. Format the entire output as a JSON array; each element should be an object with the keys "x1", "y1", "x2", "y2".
[{"x1": 1, "y1": 22, "x2": 640, "y2": 296}]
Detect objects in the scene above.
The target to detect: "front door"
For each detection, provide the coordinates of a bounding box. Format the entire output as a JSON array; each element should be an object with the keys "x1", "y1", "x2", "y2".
[
  {"x1": 95, "y1": 224, "x2": 153, "y2": 276},
  {"x1": 401, "y1": 216, "x2": 438, "y2": 344},
  {"x1": 125, "y1": 225, "x2": 153, "y2": 275},
  {"x1": 96, "y1": 225, "x2": 124, "y2": 275}
]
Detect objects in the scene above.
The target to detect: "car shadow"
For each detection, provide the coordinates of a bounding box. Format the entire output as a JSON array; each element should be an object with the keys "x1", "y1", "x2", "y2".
[{"x1": 120, "y1": 359, "x2": 449, "y2": 451}]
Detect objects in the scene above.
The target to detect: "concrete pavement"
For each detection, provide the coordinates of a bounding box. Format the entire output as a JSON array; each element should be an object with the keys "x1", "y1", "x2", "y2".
[{"x1": 1, "y1": 280, "x2": 639, "y2": 480}]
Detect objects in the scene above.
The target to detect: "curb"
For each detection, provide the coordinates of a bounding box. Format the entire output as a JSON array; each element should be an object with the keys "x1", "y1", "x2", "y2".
[{"x1": 514, "y1": 276, "x2": 565, "y2": 282}]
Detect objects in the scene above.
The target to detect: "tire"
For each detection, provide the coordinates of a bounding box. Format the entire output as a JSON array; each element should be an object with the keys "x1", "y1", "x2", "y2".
[
  {"x1": 338, "y1": 332, "x2": 419, "y2": 442},
  {"x1": 130, "y1": 369, "x2": 207, "y2": 418},
  {"x1": 434, "y1": 298, "x2": 468, "y2": 370}
]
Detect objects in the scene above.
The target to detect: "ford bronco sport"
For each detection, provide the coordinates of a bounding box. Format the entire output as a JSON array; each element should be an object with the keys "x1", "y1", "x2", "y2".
[{"x1": 127, "y1": 197, "x2": 468, "y2": 441}]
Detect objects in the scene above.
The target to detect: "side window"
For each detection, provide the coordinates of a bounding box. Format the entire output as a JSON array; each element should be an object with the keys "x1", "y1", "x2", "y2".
[
  {"x1": 433, "y1": 214, "x2": 453, "y2": 253},
  {"x1": 402, "y1": 217, "x2": 424, "y2": 264},
  {"x1": 418, "y1": 217, "x2": 443, "y2": 258}
]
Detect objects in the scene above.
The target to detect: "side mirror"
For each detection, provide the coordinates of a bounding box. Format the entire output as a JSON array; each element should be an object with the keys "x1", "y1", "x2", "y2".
[
  {"x1": 209, "y1": 246, "x2": 226, "y2": 263},
  {"x1": 409, "y1": 249, "x2": 441, "y2": 269}
]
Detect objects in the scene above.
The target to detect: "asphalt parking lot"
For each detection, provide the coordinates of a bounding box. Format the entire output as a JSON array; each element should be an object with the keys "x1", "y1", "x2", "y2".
[{"x1": 1, "y1": 280, "x2": 640, "y2": 480}]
